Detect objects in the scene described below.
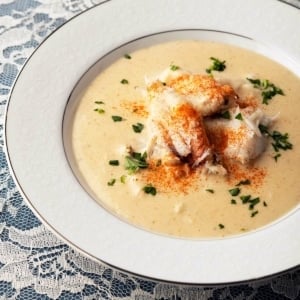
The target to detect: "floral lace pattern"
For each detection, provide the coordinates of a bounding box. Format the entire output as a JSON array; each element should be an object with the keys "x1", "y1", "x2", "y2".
[{"x1": 0, "y1": 0, "x2": 299, "y2": 299}]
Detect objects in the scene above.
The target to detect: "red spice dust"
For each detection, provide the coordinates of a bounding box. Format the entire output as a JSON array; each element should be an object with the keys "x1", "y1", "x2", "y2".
[
  {"x1": 121, "y1": 100, "x2": 148, "y2": 117},
  {"x1": 140, "y1": 160, "x2": 200, "y2": 195}
]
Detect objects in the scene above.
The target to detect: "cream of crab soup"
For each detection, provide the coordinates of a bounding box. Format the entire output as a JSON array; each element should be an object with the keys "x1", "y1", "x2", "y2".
[{"x1": 71, "y1": 40, "x2": 300, "y2": 238}]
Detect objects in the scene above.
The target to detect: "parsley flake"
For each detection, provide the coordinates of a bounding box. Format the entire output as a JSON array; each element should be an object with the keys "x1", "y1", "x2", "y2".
[
  {"x1": 251, "y1": 210, "x2": 259, "y2": 218},
  {"x1": 107, "y1": 178, "x2": 116, "y2": 186},
  {"x1": 220, "y1": 110, "x2": 231, "y2": 120},
  {"x1": 236, "y1": 179, "x2": 251, "y2": 186},
  {"x1": 229, "y1": 187, "x2": 240, "y2": 196},
  {"x1": 206, "y1": 189, "x2": 215, "y2": 194},
  {"x1": 120, "y1": 175, "x2": 127, "y2": 184},
  {"x1": 143, "y1": 184, "x2": 157, "y2": 196},
  {"x1": 273, "y1": 153, "x2": 281, "y2": 162},
  {"x1": 94, "y1": 101, "x2": 104, "y2": 104},
  {"x1": 247, "y1": 78, "x2": 284, "y2": 105},
  {"x1": 235, "y1": 113, "x2": 243, "y2": 121},
  {"x1": 125, "y1": 151, "x2": 148, "y2": 174},
  {"x1": 94, "y1": 108, "x2": 105, "y2": 114},
  {"x1": 132, "y1": 122, "x2": 144, "y2": 133},
  {"x1": 248, "y1": 197, "x2": 260, "y2": 210},
  {"x1": 109, "y1": 160, "x2": 119, "y2": 166},
  {"x1": 259, "y1": 125, "x2": 293, "y2": 160},
  {"x1": 206, "y1": 57, "x2": 226, "y2": 74},
  {"x1": 120, "y1": 79, "x2": 129, "y2": 84},
  {"x1": 218, "y1": 223, "x2": 225, "y2": 229},
  {"x1": 112, "y1": 115, "x2": 123, "y2": 122},
  {"x1": 170, "y1": 64, "x2": 180, "y2": 71},
  {"x1": 124, "y1": 54, "x2": 131, "y2": 59},
  {"x1": 240, "y1": 195, "x2": 251, "y2": 204}
]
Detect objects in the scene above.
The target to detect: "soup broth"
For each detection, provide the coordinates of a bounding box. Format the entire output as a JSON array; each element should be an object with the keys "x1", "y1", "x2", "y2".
[{"x1": 71, "y1": 40, "x2": 300, "y2": 238}]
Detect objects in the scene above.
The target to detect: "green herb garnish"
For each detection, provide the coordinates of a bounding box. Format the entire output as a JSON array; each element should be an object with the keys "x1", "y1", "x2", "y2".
[
  {"x1": 271, "y1": 131, "x2": 293, "y2": 152},
  {"x1": 120, "y1": 79, "x2": 129, "y2": 84},
  {"x1": 94, "y1": 108, "x2": 105, "y2": 114},
  {"x1": 107, "y1": 178, "x2": 116, "y2": 186},
  {"x1": 206, "y1": 189, "x2": 214, "y2": 194},
  {"x1": 94, "y1": 101, "x2": 104, "y2": 104},
  {"x1": 218, "y1": 223, "x2": 225, "y2": 229},
  {"x1": 132, "y1": 122, "x2": 144, "y2": 133},
  {"x1": 259, "y1": 125, "x2": 293, "y2": 160},
  {"x1": 170, "y1": 64, "x2": 180, "y2": 71},
  {"x1": 125, "y1": 151, "x2": 148, "y2": 173},
  {"x1": 229, "y1": 187, "x2": 240, "y2": 196},
  {"x1": 236, "y1": 179, "x2": 251, "y2": 186},
  {"x1": 248, "y1": 197, "x2": 260, "y2": 210},
  {"x1": 120, "y1": 175, "x2": 126, "y2": 183},
  {"x1": 231, "y1": 199, "x2": 237, "y2": 204},
  {"x1": 240, "y1": 195, "x2": 260, "y2": 210},
  {"x1": 251, "y1": 210, "x2": 259, "y2": 218},
  {"x1": 124, "y1": 54, "x2": 131, "y2": 59},
  {"x1": 220, "y1": 110, "x2": 231, "y2": 120},
  {"x1": 112, "y1": 115, "x2": 123, "y2": 122},
  {"x1": 206, "y1": 57, "x2": 226, "y2": 74},
  {"x1": 273, "y1": 153, "x2": 281, "y2": 162},
  {"x1": 247, "y1": 78, "x2": 284, "y2": 105},
  {"x1": 240, "y1": 195, "x2": 251, "y2": 204},
  {"x1": 263, "y1": 201, "x2": 268, "y2": 207},
  {"x1": 235, "y1": 113, "x2": 243, "y2": 121},
  {"x1": 258, "y1": 124, "x2": 269, "y2": 135},
  {"x1": 143, "y1": 184, "x2": 157, "y2": 196},
  {"x1": 109, "y1": 160, "x2": 119, "y2": 166}
]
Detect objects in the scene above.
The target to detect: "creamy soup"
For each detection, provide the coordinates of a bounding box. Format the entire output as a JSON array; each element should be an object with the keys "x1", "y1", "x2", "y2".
[{"x1": 71, "y1": 40, "x2": 300, "y2": 238}]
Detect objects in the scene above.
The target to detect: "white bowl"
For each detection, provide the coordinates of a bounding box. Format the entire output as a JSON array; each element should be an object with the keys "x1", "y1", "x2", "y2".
[{"x1": 5, "y1": 0, "x2": 300, "y2": 284}]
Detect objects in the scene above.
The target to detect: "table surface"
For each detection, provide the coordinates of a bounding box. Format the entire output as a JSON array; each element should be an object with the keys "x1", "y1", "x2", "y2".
[{"x1": 0, "y1": 0, "x2": 299, "y2": 299}]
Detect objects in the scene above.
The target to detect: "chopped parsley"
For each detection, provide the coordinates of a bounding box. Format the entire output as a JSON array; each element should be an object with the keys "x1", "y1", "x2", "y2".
[
  {"x1": 125, "y1": 151, "x2": 148, "y2": 173},
  {"x1": 120, "y1": 175, "x2": 126, "y2": 184},
  {"x1": 120, "y1": 79, "x2": 129, "y2": 84},
  {"x1": 248, "y1": 197, "x2": 260, "y2": 210},
  {"x1": 247, "y1": 78, "x2": 284, "y2": 105},
  {"x1": 259, "y1": 124, "x2": 293, "y2": 160},
  {"x1": 220, "y1": 110, "x2": 231, "y2": 120},
  {"x1": 170, "y1": 64, "x2": 180, "y2": 71},
  {"x1": 235, "y1": 112, "x2": 243, "y2": 121},
  {"x1": 143, "y1": 184, "x2": 157, "y2": 196},
  {"x1": 263, "y1": 201, "x2": 268, "y2": 207},
  {"x1": 271, "y1": 131, "x2": 293, "y2": 152},
  {"x1": 251, "y1": 210, "x2": 259, "y2": 218},
  {"x1": 94, "y1": 101, "x2": 104, "y2": 104},
  {"x1": 218, "y1": 223, "x2": 225, "y2": 229},
  {"x1": 124, "y1": 54, "x2": 131, "y2": 59},
  {"x1": 132, "y1": 122, "x2": 144, "y2": 133},
  {"x1": 231, "y1": 199, "x2": 237, "y2": 204},
  {"x1": 273, "y1": 153, "x2": 281, "y2": 162},
  {"x1": 94, "y1": 108, "x2": 105, "y2": 114},
  {"x1": 229, "y1": 187, "x2": 240, "y2": 196},
  {"x1": 107, "y1": 178, "x2": 116, "y2": 186},
  {"x1": 206, "y1": 189, "x2": 214, "y2": 194},
  {"x1": 258, "y1": 124, "x2": 293, "y2": 162},
  {"x1": 240, "y1": 195, "x2": 260, "y2": 210},
  {"x1": 236, "y1": 179, "x2": 251, "y2": 186},
  {"x1": 240, "y1": 195, "x2": 251, "y2": 204},
  {"x1": 111, "y1": 115, "x2": 124, "y2": 122},
  {"x1": 109, "y1": 160, "x2": 119, "y2": 166},
  {"x1": 206, "y1": 57, "x2": 226, "y2": 74}
]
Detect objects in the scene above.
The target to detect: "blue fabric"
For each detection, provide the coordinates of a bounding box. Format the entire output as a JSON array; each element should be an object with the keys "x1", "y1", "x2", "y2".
[{"x1": 0, "y1": 0, "x2": 299, "y2": 299}]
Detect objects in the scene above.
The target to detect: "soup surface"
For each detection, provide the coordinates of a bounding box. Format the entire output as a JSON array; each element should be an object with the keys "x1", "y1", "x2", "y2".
[{"x1": 71, "y1": 40, "x2": 300, "y2": 238}]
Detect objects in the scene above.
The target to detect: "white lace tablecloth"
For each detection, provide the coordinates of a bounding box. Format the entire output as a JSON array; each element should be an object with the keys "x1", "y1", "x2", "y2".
[{"x1": 0, "y1": 0, "x2": 299, "y2": 299}]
